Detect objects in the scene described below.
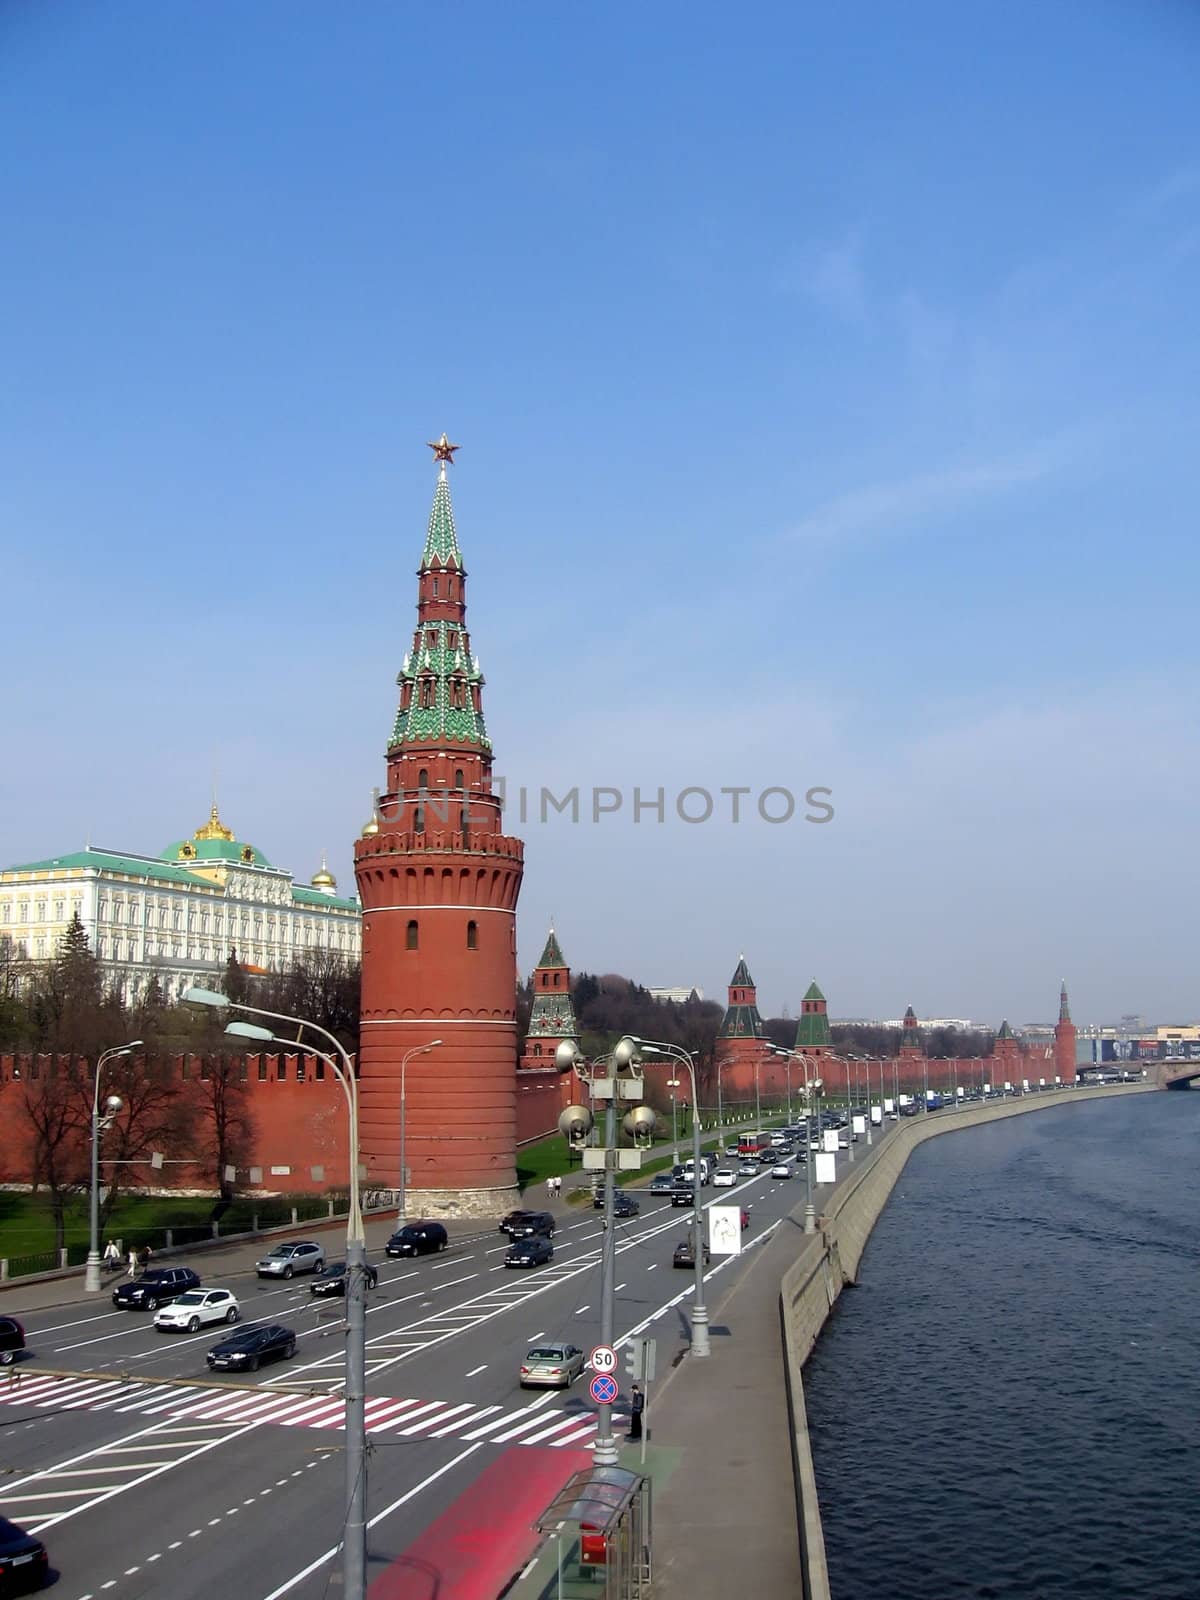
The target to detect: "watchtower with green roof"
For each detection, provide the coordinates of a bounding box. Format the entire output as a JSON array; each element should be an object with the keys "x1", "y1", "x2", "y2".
[
  {"x1": 899, "y1": 1003, "x2": 924, "y2": 1058},
  {"x1": 720, "y1": 955, "x2": 764, "y2": 1041},
  {"x1": 521, "y1": 926, "x2": 579, "y2": 1075},
  {"x1": 794, "y1": 980, "x2": 833, "y2": 1056}
]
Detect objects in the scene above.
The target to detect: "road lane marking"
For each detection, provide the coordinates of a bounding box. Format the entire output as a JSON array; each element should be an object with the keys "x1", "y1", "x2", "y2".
[{"x1": 465, "y1": 1363, "x2": 487, "y2": 1376}]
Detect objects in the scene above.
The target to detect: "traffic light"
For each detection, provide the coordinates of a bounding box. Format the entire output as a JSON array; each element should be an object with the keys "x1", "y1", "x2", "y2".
[{"x1": 624, "y1": 1342, "x2": 643, "y2": 1382}]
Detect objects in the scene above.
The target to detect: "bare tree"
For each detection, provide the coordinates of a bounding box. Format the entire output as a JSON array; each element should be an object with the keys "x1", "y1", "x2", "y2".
[
  {"x1": 193, "y1": 1054, "x2": 258, "y2": 1193},
  {"x1": 23, "y1": 1060, "x2": 88, "y2": 1255}
]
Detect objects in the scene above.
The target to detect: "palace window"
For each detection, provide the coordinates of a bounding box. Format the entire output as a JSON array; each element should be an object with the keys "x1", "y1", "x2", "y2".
[
  {"x1": 53, "y1": 899, "x2": 64, "y2": 921},
  {"x1": 19, "y1": 903, "x2": 28, "y2": 922},
  {"x1": 406, "y1": 919, "x2": 419, "y2": 951},
  {"x1": 36, "y1": 901, "x2": 46, "y2": 922},
  {"x1": 467, "y1": 920, "x2": 478, "y2": 950}
]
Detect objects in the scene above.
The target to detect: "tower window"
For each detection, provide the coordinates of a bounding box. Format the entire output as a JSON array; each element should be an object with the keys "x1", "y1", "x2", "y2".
[
  {"x1": 406, "y1": 919, "x2": 419, "y2": 951},
  {"x1": 467, "y1": 920, "x2": 478, "y2": 950},
  {"x1": 432, "y1": 576, "x2": 439, "y2": 596},
  {"x1": 418, "y1": 768, "x2": 429, "y2": 791},
  {"x1": 455, "y1": 768, "x2": 464, "y2": 789}
]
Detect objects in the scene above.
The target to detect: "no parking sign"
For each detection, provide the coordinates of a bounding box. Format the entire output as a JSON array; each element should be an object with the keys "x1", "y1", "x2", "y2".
[{"x1": 590, "y1": 1373, "x2": 618, "y2": 1405}]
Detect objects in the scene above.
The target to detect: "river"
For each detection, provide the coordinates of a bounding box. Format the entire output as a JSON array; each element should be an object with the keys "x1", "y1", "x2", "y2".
[{"x1": 802, "y1": 1090, "x2": 1200, "y2": 1599}]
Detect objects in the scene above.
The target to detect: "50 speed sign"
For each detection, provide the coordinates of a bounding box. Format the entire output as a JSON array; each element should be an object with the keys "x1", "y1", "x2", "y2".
[{"x1": 590, "y1": 1344, "x2": 617, "y2": 1375}]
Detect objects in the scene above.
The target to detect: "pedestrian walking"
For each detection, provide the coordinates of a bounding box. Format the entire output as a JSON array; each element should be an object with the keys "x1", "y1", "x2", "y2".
[
  {"x1": 628, "y1": 1383, "x2": 645, "y2": 1442},
  {"x1": 546, "y1": 1177, "x2": 555, "y2": 1201},
  {"x1": 552, "y1": 1175, "x2": 562, "y2": 1199},
  {"x1": 127, "y1": 1249, "x2": 139, "y2": 1278},
  {"x1": 103, "y1": 1240, "x2": 120, "y2": 1273}
]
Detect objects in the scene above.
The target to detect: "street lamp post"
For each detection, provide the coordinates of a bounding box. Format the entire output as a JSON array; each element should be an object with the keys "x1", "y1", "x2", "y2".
[
  {"x1": 841, "y1": 1053, "x2": 855, "y2": 1164},
  {"x1": 634, "y1": 1038, "x2": 709, "y2": 1357},
  {"x1": 398, "y1": 1039, "x2": 443, "y2": 1219},
  {"x1": 84, "y1": 1040, "x2": 141, "y2": 1293},
  {"x1": 667, "y1": 1079, "x2": 681, "y2": 1164},
  {"x1": 187, "y1": 988, "x2": 368, "y2": 1600}
]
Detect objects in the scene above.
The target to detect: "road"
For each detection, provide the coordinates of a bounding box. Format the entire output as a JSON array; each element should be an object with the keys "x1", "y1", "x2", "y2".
[{"x1": 0, "y1": 1148, "x2": 834, "y2": 1600}]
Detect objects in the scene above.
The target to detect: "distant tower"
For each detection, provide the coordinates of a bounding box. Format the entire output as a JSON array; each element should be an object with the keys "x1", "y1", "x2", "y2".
[
  {"x1": 794, "y1": 980, "x2": 833, "y2": 1058},
  {"x1": 898, "y1": 1004, "x2": 923, "y2": 1058},
  {"x1": 1054, "y1": 981, "x2": 1077, "y2": 1084},
  {"x1": 520, "y1": 927, "x2": 579, "y2": 1104},
  {"x1": 717, "y1": 955, "x2": 766, "y2": 1096},
  {"x1": 991, "y1": 1018, "x2": 1023, "y2": 1083},
  {"x1": 354, "y1": 437, "x2": 525, "y2": 1217}
]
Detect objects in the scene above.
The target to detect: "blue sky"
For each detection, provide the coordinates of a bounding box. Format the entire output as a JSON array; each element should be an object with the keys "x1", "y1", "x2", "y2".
[{"x1": 3, "y1": 1, "x2": 1198, "y2": 1024}]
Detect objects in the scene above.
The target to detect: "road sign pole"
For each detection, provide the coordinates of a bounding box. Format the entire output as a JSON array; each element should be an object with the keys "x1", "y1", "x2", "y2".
[{"x1": 594, "y1": 1091, "x2": 619, "y2": 1467}]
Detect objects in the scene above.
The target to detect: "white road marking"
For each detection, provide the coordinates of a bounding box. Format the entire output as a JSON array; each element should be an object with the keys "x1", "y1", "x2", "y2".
[{"x1": 465, "y1": 1363, "x2": 487, "y2": 1376}]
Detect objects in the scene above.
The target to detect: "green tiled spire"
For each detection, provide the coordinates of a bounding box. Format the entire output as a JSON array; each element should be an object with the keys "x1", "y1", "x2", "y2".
[
  {"x1": 803, "y1": 980, "x2": 826, "y2": 1003},
  {"x1": 421, "y1": 472, "x2": 462, "y2": 569},
  {"x1": 996, "y1": 1019, "x2": 1014, "y2": 1040},
  {"x1": 730, "y1": 956, "x2": 754, "y2": 988},
  {"x1": 389, "y1": 620, "x2": 490, "y2": 749},
  {"x1": 538, "y1": 927, "x2": 566, "y2": 968},
  {"x1": 720, "y1": 955, "x2": 763, "y2": 1039},
  {"x1": 795, "y1": 978, "x2": 832, "y2": 1050}
]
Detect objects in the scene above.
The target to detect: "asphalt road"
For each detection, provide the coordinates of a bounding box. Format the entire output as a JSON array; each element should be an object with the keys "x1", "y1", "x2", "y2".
[{"x1": 0, "y1": 1145, "x2": 843, "y2": 1600}]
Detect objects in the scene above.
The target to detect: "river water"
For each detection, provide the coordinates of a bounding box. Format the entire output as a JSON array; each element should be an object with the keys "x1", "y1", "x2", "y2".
[{"x1": 802, "y1": 1091, "x2": 1200, "y2": 1599}]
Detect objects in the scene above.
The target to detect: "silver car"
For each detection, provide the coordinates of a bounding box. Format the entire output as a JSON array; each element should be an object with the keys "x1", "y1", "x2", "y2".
[
  {"x1": 519, "y1": 1342, "x2": 586, "y2": 1389},
  {"x1": 255, "y1": 1241, "x2": 326, "y2": 1279}
]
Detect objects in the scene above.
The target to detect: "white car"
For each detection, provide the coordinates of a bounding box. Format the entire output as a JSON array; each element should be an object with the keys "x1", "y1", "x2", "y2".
[
  {"x1": 712, "y1": 1168, "x2": 737, "y2": 1188},
  {"x1": 770, "y1": 1163, "x2": 792, "y2": 1179},
  {"x1": 154, "y1": 1288, "x2": 240, "y2": 1333}
]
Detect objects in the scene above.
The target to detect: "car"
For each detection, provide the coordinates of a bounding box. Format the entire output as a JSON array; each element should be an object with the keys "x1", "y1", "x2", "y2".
[
  {"x1": 519, "y1": 1341, "x2": 585, "y2": 1389},
  {"x1": 498, "y1": 1209, "x2": 539, "y2": 1236},
  {"x1": 741, "y1": 1207, "x2": 751, "y2": 1230},
  {"x1": 154, "y1": 1288, "x2": 240, "y2": 1333},
  {"x1": 503, "y1": 1211, "x2": 555, "y2": 1240},
  {"x1": 113, "y1": 1267, "x2": 201, "y2": 1311},
  {"x1": 0, "y1": 1517, "x2": 49, "y2": 1593},
  {"x1": 769, "y1": 1134, "x2": 788, "y2": 1148},
  {"x1": 724, "y1": 1143, "x2": 740, "y2": 1157},
  {"x1": 737, "y1": 1160, "x2": 759, "y2": 1176},
  {"x1": 255, "y1": 1241, "x2": 325, "y2": 1279},
  {"x1": 594, "y1": 1191, "x2": 640, "y2": 1217},
  {"x1": 712, "y1": 1168, "x2": 737, "y2": 1188},
  {"x1": 648, "y1": 1173, "x2": 677, "y2": 1195},
  {"x1": 770, "y1": 1163, "x2": 792, "y2": 1179},
  {"x1": 386, "y1": 1221, "x2": 448, "y2": 1257},
  {"x1": 672, "y1": 1238, "x2": 711, "y2": 1268},
  {"x1": 670, "y1": 1183, "x2": 695, "y2": 1207},
  {"x1": 310, "y1": 1260, "x2": 380, "y2": 1296},
  {"x1": 505, "y1": 1236, "x2": 554, "y2": 1268},
  {"x1": 757, "y1": 1148, "x2": 777, "y2": 1164},
  {"x1": 206, "y1": 1323, "x2": 297, "y2": 1372},
  {"x1": 0, "y1": 1318, "x2": 24, "y2": 1367}
]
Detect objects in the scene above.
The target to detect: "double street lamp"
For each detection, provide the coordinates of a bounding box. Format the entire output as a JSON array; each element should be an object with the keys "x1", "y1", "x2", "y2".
[
  {"x1": 84, "y1": 1040, "x2": 142, "y2": 1294},
  {"x1": 774, "y1": 1047, "x2": 823, "y2": 1235},
  {"x1": 185, "y1": 987, "x2": 368, "y2": 1600}
]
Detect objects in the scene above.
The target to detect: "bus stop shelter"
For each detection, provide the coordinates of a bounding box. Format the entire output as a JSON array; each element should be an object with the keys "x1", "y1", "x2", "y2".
[{"x1": 530, "y1": 1465, "x2": 651, "y2": 1600}]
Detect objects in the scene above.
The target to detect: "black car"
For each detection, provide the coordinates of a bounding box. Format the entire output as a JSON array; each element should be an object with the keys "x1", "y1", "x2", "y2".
[
  {"x1": 385, "y1": 1221, "x2": 448, "y2": 1257},
  {"x1": 0, "y1": 1518, "x2": 48, "y2": 1595},
  {"x1": 503, "y1": 1211, "x2": 555, "y2": 1240},
  {"x1": 505, "y1": 1236, "x2": 554, "y2": 1268},
  {"x1": 0, "y1": 1319, "x2": 24, "y2": 1368},
  {"x1": 112, "y1": 1267, "x2": 201, "y2": 1311},
  {"x1": 593, "y1": 1192, "x2": 640, "y2": 1218},
  {"x1": 673, "y1": 1239, "x2": 712, "y2": 1269},
  {"x1": 648, "y1": 1173, "x2": 677, "y2": 1195},
  {"x1": 670, "y1": 1183, "x2": 695, "y2": 1207},
  {"x1": 206, "y1": 1323, "x2": 297, "y2": 1372},
  {"x1": 309, "y1": 1260, "x2": 379, "y2": 1296}
]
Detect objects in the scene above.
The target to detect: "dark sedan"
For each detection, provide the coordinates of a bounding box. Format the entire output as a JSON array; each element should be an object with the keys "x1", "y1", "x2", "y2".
[
  {"x1": 673, "y1": 1238, "x2": 712, "y2": 1269},
  {"x1": 385, "y1": 1221, "x2": 448, "y2": 1257},
  {"x1": 0, "y1": 1318, "x2": 25, "y2": 1368},
  {"x1": 505, "y1": 1236, "x2": 554, "y2": 1268},
  {"x1": 206, "y1": 1323, "x2": 297, "y2": 1373},
  {"x1": 0, "y1": 1518, "x2": 48, "y2": 1595},
  {"x1": 593, "y1": 1192, "x2": 640, "y2": 1218},
  {"x1": 310, "y1": 1261, "x2": 379, "y2": 1297},
  {"x1": 648, "y1": 1174, "x2": 677, "y2": 1195},
  {"x1": 112, "y1": 1267, "x2": 201, "y2": 1311}
]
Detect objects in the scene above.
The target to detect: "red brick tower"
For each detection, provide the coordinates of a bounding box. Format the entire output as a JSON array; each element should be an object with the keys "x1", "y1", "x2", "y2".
[
  {"x1": 354, "y1": 437, "x2": 524, "y2": 1216},
  {"x1": 897, "y1": 1003, "x2": 924, "y2": 1093},
  {"x1": 520, "y1": 927, "x2": 579, "y2": 1108},
  {"x1": 991, "y1": 1018, "x2": 1023, "y2": 1085},
  {"x1": 716, "y1": 955, "x2": 769, "y2": 1096},
  {"x1": 1054, "y1": 981, "x2": 1078, "y2": 1084}
]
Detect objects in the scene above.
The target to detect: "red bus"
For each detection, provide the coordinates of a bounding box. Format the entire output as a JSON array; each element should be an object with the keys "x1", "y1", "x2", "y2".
[{"x1": 737, "y1": 1130, "x2": 770, "y2": 1157}]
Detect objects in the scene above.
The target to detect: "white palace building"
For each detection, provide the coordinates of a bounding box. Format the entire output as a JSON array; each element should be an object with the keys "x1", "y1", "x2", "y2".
[{"x1": 0, "y1": 804, "x2": 361, "y2": 1002}]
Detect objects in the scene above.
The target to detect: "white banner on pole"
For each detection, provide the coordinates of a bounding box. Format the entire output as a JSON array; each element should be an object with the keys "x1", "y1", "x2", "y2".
[
  {"x1": 708, "y1": 1205, "x2": 742, "y2": 1256},
  {"x1": 821, "y1": 1129, "x2": 839, "y2": 1154},
  {"x1": 814, "y1": 1151, "x2": 837, "y2": 1185},
  {"x1": 870, "y1": 1105, "x2": 882, "y2": 1125},
  {"x1": 852, "y1": 1115, "x2": 866, "y2": 1135}
]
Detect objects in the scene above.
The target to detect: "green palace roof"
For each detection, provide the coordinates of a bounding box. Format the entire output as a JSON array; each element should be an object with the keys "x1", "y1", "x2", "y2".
[
  {"x1": 160, "y1": 803, "x2": 272, "y2": 868},
  {"x1": 2, "y1": 848, "x2": 213, "y2": 888},
  {"x1": 292, "y1": 885, "x2": 360, "y2": 912}
]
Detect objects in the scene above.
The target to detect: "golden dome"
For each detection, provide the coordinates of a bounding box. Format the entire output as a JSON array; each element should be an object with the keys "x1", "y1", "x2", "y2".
[
  {"x1": 361, "y1": 813, "x2": 380, "y2": 838},
  {"x1": 311, "y1": 852, "x2": 337, "y2": 893}
]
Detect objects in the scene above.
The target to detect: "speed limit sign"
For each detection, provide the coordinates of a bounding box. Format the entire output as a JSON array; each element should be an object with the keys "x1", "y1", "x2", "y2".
[{"x1": 590, "y1": 1344, "x2": 617, "y2": 1375}]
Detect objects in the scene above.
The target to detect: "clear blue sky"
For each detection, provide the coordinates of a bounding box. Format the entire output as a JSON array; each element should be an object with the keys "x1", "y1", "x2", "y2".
[{"x1": 3, "y1": 1, "x2": 1198, "y2": 1024}]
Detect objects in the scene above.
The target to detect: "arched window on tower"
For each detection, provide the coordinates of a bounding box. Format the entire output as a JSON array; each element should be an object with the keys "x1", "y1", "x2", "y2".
[
  {"x1": 455, "y1": 769, "x2": 464, "y2": 789},
  {"x1": 467, "y1": 920, "x2": 478, "y2": 950},
  {"x1": 432, "y1": 576, "x2": 439, "y2": 596},
  {"x1": 406, "y1": 919, "x2": 419, "y2": 951}
]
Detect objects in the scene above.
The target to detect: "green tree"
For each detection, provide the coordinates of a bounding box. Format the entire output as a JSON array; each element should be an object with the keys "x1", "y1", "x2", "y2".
[{"x1": 224, "y1": 949, "x2": 248, "y2": 1006}]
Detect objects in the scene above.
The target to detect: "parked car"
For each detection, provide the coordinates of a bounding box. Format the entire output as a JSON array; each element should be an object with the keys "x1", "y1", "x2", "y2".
[
  {"x1": 113, "y1": 1267, "x2": 201, "y2": 1311},
  {"x1": 770, "y1": 1163, "x2": 792, "y2": 1179},
  {"x1": 0, "y1": 1517, "x2": 48, "y2": 1594},
  {"x1": 503, "y1": 1211, "x2": 555, "y2": 1240},
  {"x1": 519, "y1": 1342, "x2": 585, "y2": 1389},
  {"x1": 505, "y1": 1236, "x2": 554, "y2": 1268},
  {"x1": 712, "y1": 1168, "x2": 737, "y2": 1188},
  {"x1": 154, "y1": 1288, "x2": 240, "y2": 1333},
  {"x1": 673, "y1": 1238, "x2": 711, "y2": 1269},
  {"x1": 385, "y1": 1221, "x2": 448, "y2": 1257},
  {"x1": 0, "y1": 1319, "x2": 25, "y2": 1368},
  {"x1": 255, "y1": 1241, "x2": 325, "y2": 1279},
  {"x1": 310, "y1": 1260, "x2": 380, "y2": 1296},
  {"x1": 206, "y1": 1323, "x2": 297, "y2": 1372}
]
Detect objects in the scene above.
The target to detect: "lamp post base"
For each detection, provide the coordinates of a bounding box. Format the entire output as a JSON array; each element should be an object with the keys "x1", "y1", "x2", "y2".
[
  {"x1": 690, "y1": 1302, "x2": 711, "y2": 1358},
  {"x1": 84, "y1": 1251, "x2": 102, "y2": 1294},
  {"x1": 803, "y1": 1204, "x2": 817, "y2": 1235}
]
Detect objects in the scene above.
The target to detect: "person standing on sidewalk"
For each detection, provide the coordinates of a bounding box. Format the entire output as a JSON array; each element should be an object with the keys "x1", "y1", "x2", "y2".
[{"x1": 628, "y1": 1383, "x2": 645, "y2": 1441}]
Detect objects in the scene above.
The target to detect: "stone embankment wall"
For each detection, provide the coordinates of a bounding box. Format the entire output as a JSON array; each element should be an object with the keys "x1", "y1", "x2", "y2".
[{"x1": 779, "y1": 1084, "x2": 1154, "y2": 1600}]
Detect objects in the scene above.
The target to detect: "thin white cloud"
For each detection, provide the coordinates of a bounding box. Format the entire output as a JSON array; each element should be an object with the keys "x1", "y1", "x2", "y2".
[
  {"x1": 779, "y1": 231, "x2": 868, "y2": 324},
  {"x1": 789, "y1": 443, "x2": 1069, "y2": 546}
]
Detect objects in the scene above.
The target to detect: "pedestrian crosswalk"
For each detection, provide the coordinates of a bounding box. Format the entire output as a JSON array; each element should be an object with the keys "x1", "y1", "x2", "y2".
[{"x1": 0, "y1": 1370, "x2": 608, "y2": 1450}]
